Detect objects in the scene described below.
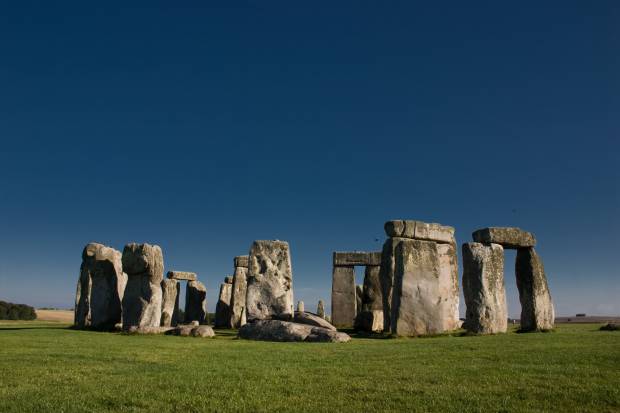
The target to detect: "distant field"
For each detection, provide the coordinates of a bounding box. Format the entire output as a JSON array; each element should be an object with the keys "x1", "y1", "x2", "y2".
[
  {"x1": 35, "y1": 309, "x2": 74, "y2": 323},
  {"x1": 0, "y1": 322, "x2": 618, "y2": 412}
]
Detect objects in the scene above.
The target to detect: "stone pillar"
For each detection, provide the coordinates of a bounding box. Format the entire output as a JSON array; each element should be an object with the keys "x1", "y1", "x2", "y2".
[
  {"x1": 331, "y1": 266, "x2": 356, "y2": 327},
  {"x1": 437, "y1": 243, "x2": 460, "y2": 331},
  {"x1": 516, "y1": 247, "x2": 554, "y2": 331},
  {"x1": 462, "y1": 242, "x2": 507, "y2": 334},
  {"x1": 355, "y1": 285, "x2": 363, "y2": 317},
  {"x1": 245, "y1": 240, "x2": 294, "y2": 322},
  {"x1": 160, "y1": 278, "x2": 180, "y2": 327},
  {"x1": 391, "y1": 239, "x2": 445, "y2": 336},
  {"x1": 121, "y1": 243, "x2": 164, "y2": 329},
  {"x1": 215, "y1": 277, "x2": 233, "y2": 328},
  {"x1": 229, "y1": 255, "x2": 249, "y2": 328},
  {"x1": 356, "y1": 265, "x2": 384, "y2": 332},
  {"x1": 75, "y1": 242, "x2": 127, "y2": 330},
  {"x1": 297, "y1": 301, "x2": 305, "y2": 313},
  {"x1": 185, "y1": 280, "x2": 207, "y2": 324},
  {"x1": 379, "y1": 237, "x2": 406, "y2": 332},
  {"x1": 317, "y1": 300, "x2": 325, "y2": 319}
]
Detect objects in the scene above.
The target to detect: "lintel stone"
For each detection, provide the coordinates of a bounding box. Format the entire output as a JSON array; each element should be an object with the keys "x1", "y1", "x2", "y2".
[
  {"x1": 472, "y1": 227, "x2": 536, "y2": 249},
  {"x1": 333, "y1": 251, "x2": 382, "y2": 267},
  {"x1": 167, "y1": 271, "x2": 197, "y2": 281},
  {"x1": 234, "y1": 255, "x2": 249, "y2": 268},
  {"x1": 384, "y1": 220, "x2": 455, "y2": 244}
]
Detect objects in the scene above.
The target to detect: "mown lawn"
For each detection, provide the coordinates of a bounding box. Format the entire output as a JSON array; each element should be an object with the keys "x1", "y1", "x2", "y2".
[{"x1": 0, "y1": 321, "x2": 618, "y2": 412}]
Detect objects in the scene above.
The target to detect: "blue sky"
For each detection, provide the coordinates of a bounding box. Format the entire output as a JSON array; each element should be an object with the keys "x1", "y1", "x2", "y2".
[{"x1": 0, "y1": 1, "x2": 618, "y2": 317}]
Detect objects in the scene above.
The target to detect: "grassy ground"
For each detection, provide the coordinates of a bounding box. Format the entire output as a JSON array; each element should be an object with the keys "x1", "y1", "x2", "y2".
[{"x1": 0, "y1": 321, "x2": 618, "y2": 412}]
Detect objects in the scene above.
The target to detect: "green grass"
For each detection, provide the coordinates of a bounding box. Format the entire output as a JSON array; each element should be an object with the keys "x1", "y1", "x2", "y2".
[{"x1": 0, "y1": 321, "x2": 618, "y2": 412}]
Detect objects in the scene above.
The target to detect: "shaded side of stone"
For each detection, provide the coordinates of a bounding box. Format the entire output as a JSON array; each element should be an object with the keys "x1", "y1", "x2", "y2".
[
  {"x1": 215, "y1": 282, "x2": 233, "y2": 328},
  {"x1": 229, "y1": 266, "x2": 249, "y2": 328},
  {"x1": 160, "y1": 278, "x2": 180, "y2": 327},
  {"x1": 437, "y1": 243, "x2": 460, "y2": 331},
  {"x1": 185, "y1": 280, "x2": 207, "y2": 324},
  {"x1": 515, "y1": 247, "x2": 554, "y2": 331},
  {"x1": 331, "y1": 266, "x2": 356, "y2": 327},
  {"x1": 379, "y1": 237, "x2": 408, "y2": 332}
]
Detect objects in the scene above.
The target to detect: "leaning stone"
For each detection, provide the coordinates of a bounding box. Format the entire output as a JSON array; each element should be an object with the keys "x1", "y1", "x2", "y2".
[
  {"x1": 516, "y1": 247, "x2": 554, "y2": 331},
  {"x1": 238, "y1": 320, "x2": 350, "y2": 343},
  {"x1": 214, "y1": 282, "x2": 233, "y2": 328},
  {"x1": 234, "y1": 255, "x2": 249, "y2": 268},
  {"x1": 229, "y1": 265, "x2": 249, "y2": 328},
  {"x1": 317, "y1": 300, "x2": 325, "y2": 319},
  {"x1": 462, "y1": 242, "x2": 507, "y2": 334},
  {"x1": 166, "y1": 271, "x2": 197, "y2": 281},
  {"x1": 390, "y1": 239, "x2": 445, "y2": 336},
  {"x1": 191, "y1": 325, "x2": 216, "y2": 337},
  {"x1": 331, "y1": 266, "x2": 356, "y2": 327},
  {"x1": 224, "y1": 276, "x2": 233, "y2": 284},
  {"x1": 121, "y1": 243, "x2": 164, "y2": 328},
  {"x1": 333, "y1": 251, "x2": 382, "y2": 266},
  {"x1": 472, "y1": 227, "x2": 536, "y2": 249},
  {"x1": 297, "y1": 301, "x2": 305, "y2": 313},
  {"x1": 185, "y1": 280, "x2": 207, "y2": 324},
  {"x1": 246, "y1": 240, "x2": 294, "y2": 322},
  {"x1": 293, "y1": 311, "x2": 337, "y2": 331},
  {"x1": 75, "y1": 242, "x2": 127, "y2": 330},
  {"x1": 160, "y1": 278, "x2": 180, "y2": 327}
]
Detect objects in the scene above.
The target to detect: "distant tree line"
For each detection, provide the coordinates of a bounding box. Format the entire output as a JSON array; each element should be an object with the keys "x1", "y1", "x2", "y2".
[{"x1": 0, "y1": 301, "x2": 37, "y2": 320}]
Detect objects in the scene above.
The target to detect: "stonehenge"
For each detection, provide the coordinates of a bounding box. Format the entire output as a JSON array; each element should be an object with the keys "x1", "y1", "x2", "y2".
[
  {"x1": 463, "y1": 227, "x2": 554, "y2": 333},
  {"x1": 215, "y1": 276, "x2": 233, "y2": 328},
  {"x1": 73, "y1": 221, "x2": 554, "y2": 342},
  {"x1": 74, "y1": 243, "x2": 127, "y2": 330},
  {"x1": 245, "y1": 240, "x2": 294, "y2": 322}
]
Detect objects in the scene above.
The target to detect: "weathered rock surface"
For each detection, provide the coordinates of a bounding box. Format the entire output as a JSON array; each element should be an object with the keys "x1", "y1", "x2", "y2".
[
  {"x1": 164, "y1": 324, "x2": 215, "y2": 337},
  {"x1": 437, "y1": 243, "x2": 460, "y2": 331},
  {"x1": 229, "y1": 265, "x2": 249, "y2": 328},
  {"x1": 160, "y1": 278, "x2": 180, "y2": 327},
  {"x1": 192, "y1": 325, "x2": 216, "y2": 337},
  {"x1": 234, "y1": 255, "x2": 249, "y2": 268},
  {"x1": 384, "y1": 220, "x2": 455, "y2": 244},
  {"x1": 331, "y1": 266, "x2": 356, "y2": 327},
  {"x1": 75, "y1": 242, "x2": 127, "y2": 330},
  {"x1": 379, "y1": 236, "x2": 408, "y2": 332},
  {"x1": 238, "y1": 320, "x2": 350, "y2": 343},
  {"x1": 185, "y1": 280, "x2": 207, "y2": 324},
  {"x1": 126, "y1": 325, "x2": 173, "y2": 335},
  {"x1": 166, "y1": 271, "x2": 197, "y2": 281},
  {"x1": 333, "y1": 251, "x2": 382, "y2": 266},
  {"x1": 390, "y1": 239, "x2": 446, "y2": 336},
  {"x1": 297, "y1": 301, "x2": 305, "y2": 313},
  {"x1": 356, "y1": 265, "x2": 384, "y2": 332},
  {"x1": 246, "y1": 240, "x2": 294, "y2": 322},
  {"x1": 215, "y1": 282, "x2": 232, "y2": 328},
  {"x1": 293, "y1": 311, "x2": 337, "y2": 331},
  {"x1": 121, "y1": 243, "x2": 164, "y2": 329},
  {"x1": 462, "y1": 242, "x2": 507, "y2": 334},
  {"x1": 317, "y1": 300, "x2": 325, "y2": 319},
  {"x1": 472, "y1": 227, "x2": 536, "y2": 249},
  {"x1": 516, "y1": 247, "x2": 554, "y2": 331}
]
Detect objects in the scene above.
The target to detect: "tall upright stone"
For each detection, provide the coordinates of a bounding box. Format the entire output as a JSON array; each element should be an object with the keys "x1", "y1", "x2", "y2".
[
  {"x1": 355, "y1": 285, "x2": 363, "y2": 317},
  {"x1": 230, "y1": 258, "x2": 249, "y2": 328},
  {"x1": 331, "y1": 266, "x2": 356, "y2": 327},
  {"x1": 390, "y1": 239, "x2": 446, "y2": 336},
  {"x1": 160, "y1": 278, "x2": 180, "y2": 327},
  {"x1": 246, "y1": 240, "x2": 294, "y2": 322},
  {"x1": 462, "y1": 242, "x2": 507, "y2": 334},
  {"x1": 437, "y1": 243, "x2": 460, "y2": 331},
  {"x1": 121, "y1": 243, "x2": 164, "y2": 328},
  {"x1": 379, "y1": 236, "x2": 406, "y2": 332},
  {"x1": 74, "y1": 242, "x2": 127, "y2": 329},
  {"x1": 185, "y1": 280, "x2": 207, "y2": 324},
  {"x1": 317, "y1": 300, "x2": 325, "y2": 319},
  {"x1": 516, "y1": 247, "x2": 554, "y2": 331},
  {"x1": 297, "y1": 301, "x2": 305, "y2": 313},
  {"x1": 356, "y1": 265, "x2": 384, "y2": 332},
  {"x1": 215, "y1": 279, "x2": 233, "y2": 328}
]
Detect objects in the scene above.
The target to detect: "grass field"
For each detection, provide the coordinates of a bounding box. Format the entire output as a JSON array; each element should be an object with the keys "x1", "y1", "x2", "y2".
[{"x1": 0, "y1": 321, "x2": 618, "y2": 412}]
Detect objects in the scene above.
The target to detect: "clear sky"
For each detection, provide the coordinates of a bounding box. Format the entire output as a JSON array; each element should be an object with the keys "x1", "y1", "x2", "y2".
[{"x1": 0, "y1": 1, "x2": 618, "y2": 317}]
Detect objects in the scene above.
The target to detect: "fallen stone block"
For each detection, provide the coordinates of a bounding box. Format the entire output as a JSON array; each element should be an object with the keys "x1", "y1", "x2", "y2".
[
  {"x1": 238, "y1": 320, "x2": 350, "y2": 343},
  {"x1": 293, "y1": 311, "x2": 337, "y2": 331}
]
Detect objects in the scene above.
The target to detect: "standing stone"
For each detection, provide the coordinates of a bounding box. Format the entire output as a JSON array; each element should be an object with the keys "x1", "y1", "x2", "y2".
[
  {"x1": 185, "y1": 280, "x2": 207, "y2": 324},
  {"x1": 356, "y1": 265, "x2": 384, "y2": 332},
  {"x1": 230, "y1": 263, "x2": 249, "y2": 328},
  {"x1": 246, "y1": 240, "x2": 294, "y2": 322},
  {"x1": 355, "y1": 285, "x2": 363, "y2": 317},
  {"x1": 297, "y1": 301, "x2": 305, "y2": 313},
  {"x1": 160, "y1": 278, "x2": 180, "y2": 327},
  {"x1": 437, "y1": 243, "x2": 460, "y2": 331},
  {"x1": 462, "y1": 242, "x2": 507, "y2": 334},
  {"x1": 390, "y1": 239, "x2": 445, "y2": 336},
  {"x1": 215, "y1": 281, "x2": 233, "y2": 328},
  {"x1": 379, "y1": 236, "x2": 407, "y2": 332},
  {"x1": 121, "y1": 243, "x2": 164, "y2": 329},
  {"x1": 331, "y1": 266, "x2": 356, "y2": 327},
  {"x1": 317, "y1": 300, "x2": 325, "y2": 319},
  {"x1": 516, "y1": 247, "x2": 554, "y2": 331},
  {"x1": 75, "y1": 243, "x2": 127, "y2": 330}
]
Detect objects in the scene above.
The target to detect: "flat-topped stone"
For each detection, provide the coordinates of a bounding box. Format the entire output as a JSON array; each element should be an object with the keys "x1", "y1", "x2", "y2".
[
  {"x1": 234, "y1": 255, "x2": 249, "y2": 268},
  {"x1": 333, "y1": 251, "x2": 382, "y2": 266},
  {"x1": 472, "y1": 227, "x2": 536, "y2": 248},
  {"x1": 384, "y1": 220, "x2": 455, "y2": 244},
  {"x1": 167, "y1": 271, "x2": 197, "y2": 281}
]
